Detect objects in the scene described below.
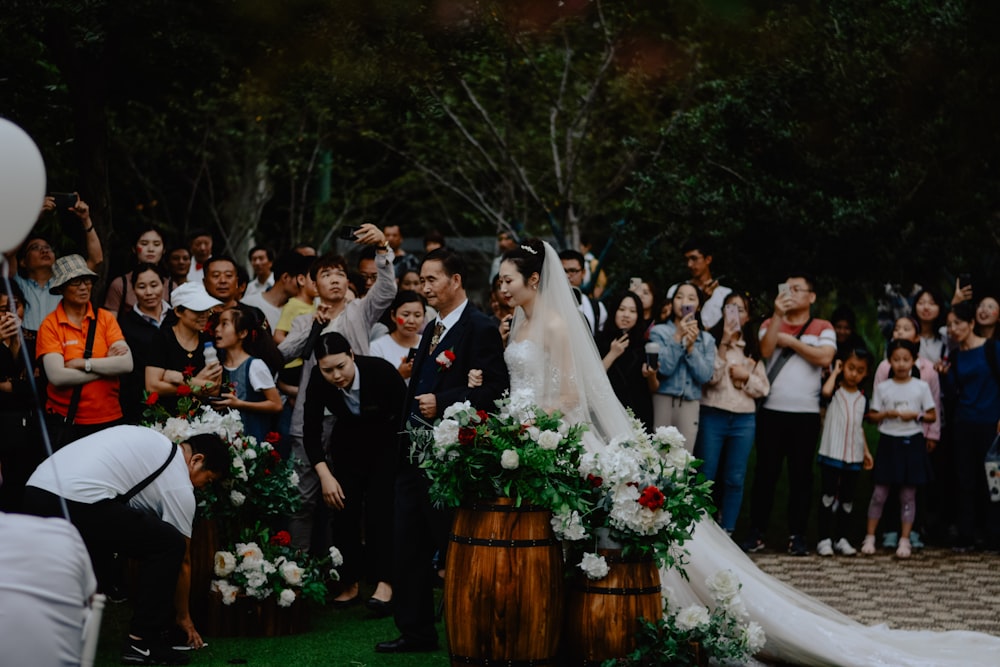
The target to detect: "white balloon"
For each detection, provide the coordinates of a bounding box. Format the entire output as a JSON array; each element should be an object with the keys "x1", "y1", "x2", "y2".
[{"x1": 0, "y1": 118, "x2": 47, "y2": 253}]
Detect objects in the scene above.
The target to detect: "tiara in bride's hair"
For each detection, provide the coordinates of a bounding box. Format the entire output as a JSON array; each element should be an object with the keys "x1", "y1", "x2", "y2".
[{"x1": 521, "y1": 244, "x2": 538, "y2": 255}]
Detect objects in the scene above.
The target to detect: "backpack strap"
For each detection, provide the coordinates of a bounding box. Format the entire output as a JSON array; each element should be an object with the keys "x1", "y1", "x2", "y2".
[{"x1": 765, "y1": 317, "x2": 814, "y2": 386}]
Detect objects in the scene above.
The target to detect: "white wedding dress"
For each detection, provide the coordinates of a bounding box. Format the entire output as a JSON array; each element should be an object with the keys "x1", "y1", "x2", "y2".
[{"x1": 504, "y1": 241, "x2": 1000, "y2": 667}]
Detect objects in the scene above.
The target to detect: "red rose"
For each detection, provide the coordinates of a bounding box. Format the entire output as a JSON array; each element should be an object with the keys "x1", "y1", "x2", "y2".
[
  {"x1": 270, "y1": 450, "x2": 281, "y2": 462},
  {"x1": 182, "y1": 365, "x2": 196, "y2": 378},
  {"x1": 270, "y1": 530, "x2": 292, "y2": 546},
  {"x1": 264, "y1": 468, "x2": 271, "y2": 475},
  {"x1": 176, "y1": 384, "x2": 192, "y2": 397},
  {"x1": 476, "y1": 410, "x2": 489, "y2": 424},
  {"x1": 637, "y1": 485, "x2": 666, "y2": 511},
  {"x1": 265, "y1": 432, "x2": 281, "y2": 444},
  {"x1": 458, "y1": 426, "x2": 477, "y2": 445},
  {"x1": 144, "y1": 392, "x2": 159, "y2": 406},
  {"x1": 443, "y1": 349, "x2": 456, "y2": 362},
  {"x1": 587, "y1": 474, "x2": 603, "y2": 488}
]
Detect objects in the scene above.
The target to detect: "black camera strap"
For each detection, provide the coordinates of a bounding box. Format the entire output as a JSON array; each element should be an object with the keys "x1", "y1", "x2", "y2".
[
  {"x1": 64, "y1": 317, "x2": 98, "y2": 425},
  {"x1": 118, "y1": 441, "x2": 179, "y2": 504}
]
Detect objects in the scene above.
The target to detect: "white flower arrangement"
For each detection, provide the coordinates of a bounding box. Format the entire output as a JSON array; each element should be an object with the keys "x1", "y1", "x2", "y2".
[
  {"x1": 500, "y1": 448, "x2": 520, "y2": 469},
  {"x1": 578, "y1": 552, "x2": 610, "y2": 580}
]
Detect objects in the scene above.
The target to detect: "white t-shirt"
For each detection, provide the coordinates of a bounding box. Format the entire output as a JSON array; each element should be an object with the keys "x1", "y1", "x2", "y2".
[
  {"x1": 871, "y1": 377, "x2": 936, "y2": 437},
  {"x1": 225, "y1": 357, "x2": 277, "y2": 392},
  {"x1": 27, "y1": 425, "x2": 197, "y2": 537},
  {"x1": 369, "y1": 334, "x2": 413, "y2": 385},
  {"x1": 0, "y1": 512, "x2": 96, "y2": 667},
  {"x1": 241, "y1": 292, "x2": 283, "y2": 334},
  {"x1": 759, "y1": 318, "x2": 837, "y2": 414}
]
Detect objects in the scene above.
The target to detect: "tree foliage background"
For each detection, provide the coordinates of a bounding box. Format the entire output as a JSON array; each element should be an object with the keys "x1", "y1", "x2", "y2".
[{"x1": 2, "y1": 0, "x2": 998, "y2": 302}]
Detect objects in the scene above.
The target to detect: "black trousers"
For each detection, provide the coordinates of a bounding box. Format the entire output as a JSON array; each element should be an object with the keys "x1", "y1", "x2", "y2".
[
  {"x1": 391, "y1": 465, "x2": 451, "y2": 642},
  {"x1": 954, "y1": 421, "x2": 1000, "y2": 545},
  {"x1": 750, "y1": 409, "x2": 821, "y2": 537},
  {"x1": 817, "y1": 464, "x2": 861, "y2": 541},
  {"x1": 23, "y1": 486, "x2": 186, "y2": 638}
]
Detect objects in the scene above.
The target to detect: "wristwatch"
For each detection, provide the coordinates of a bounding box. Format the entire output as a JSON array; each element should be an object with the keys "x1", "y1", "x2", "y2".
[{"x1": 84, "y1": 359, "x2": 92, "y2": 373}]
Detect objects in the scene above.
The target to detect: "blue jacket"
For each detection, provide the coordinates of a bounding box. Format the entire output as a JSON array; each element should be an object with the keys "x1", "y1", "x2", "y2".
[{"x1": 649, "y1": 321, "x2": 716, "y2": 401}]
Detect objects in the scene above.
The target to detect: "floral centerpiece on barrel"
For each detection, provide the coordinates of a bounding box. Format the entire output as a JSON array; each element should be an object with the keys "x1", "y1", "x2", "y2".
[{"x1": 555, "y1": 420, "x2": 714, "y2": 578}]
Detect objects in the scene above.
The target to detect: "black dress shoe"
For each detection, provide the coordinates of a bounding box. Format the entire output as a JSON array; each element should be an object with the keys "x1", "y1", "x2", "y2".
[
  {"x1": 330, "y1": 595, "x2": 361, "y2": 609},
  {"x1": 374, "y1": 636, "x2": 438, "y2": 653},
  {"x1": 366, "y1": 597, "x2": 393, "y2": 617}
]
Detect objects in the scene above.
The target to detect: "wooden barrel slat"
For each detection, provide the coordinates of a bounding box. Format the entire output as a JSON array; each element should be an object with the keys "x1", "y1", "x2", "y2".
[
  {"x1": 445, "y1": 499, "x2": 563, "y2": 667},
  {"x1": 563, "y1": 547, "x2": 661, "y2": 665}
]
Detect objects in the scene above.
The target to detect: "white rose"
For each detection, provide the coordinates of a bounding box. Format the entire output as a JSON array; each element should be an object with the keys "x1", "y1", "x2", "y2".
[
  {"x1": 551, "y1": 510, "x2": 588, "y2": 541},
  {"x1": 243, "y1": 448, "x2": 257, "y2": 460},
  {"x1": 556, "y1": 419, "x2": 569, "y2": 436},
  {"x1": 213, "y1": 551, "x2": 236, "y2": 577},
  {"x1": 578, "y1": 552, "x2": 610, "y2": 580},
  {"x1": 230, "y1": 490, "x2": 246, "y2": 507},
  {"x1": 329, "y1": 546, "x2": 344, "y2": 567},
  {"x1": 536, "y1": 430, "x2": 561, "y2": 451},
  {"x1": 654, "y1": 425, "x2": 686, "y2": 449},
  {"x1": 236, "y1": 542, "x2": 263, "y2": 563},
  {"x1": 525, "y1": 426, "x2": 540, "y2": 442},
  {"x1": 675, "y1": 604, "x2": 711, "y2": 631},
  {"x1": 500, "y1": 449, "x2": 520, "y2": 470},
  {"x1": 705, "y1": 569, "x2": 741, "y2": 603},
  {"x1": 212, "y1": 580, "x2": 239, "y2": 605},
  {"x1": 433, "y1": 419, "x2": 460, "y2": 447},
  {"x1": 443, "y1": 400, "x2": 472, "y2": 420},
  {"x1": 280, "y1": 561, "x2": 304, "y2": 586},
  {"x1": 664, "y1": 444, "x2": 693, "y2": 471},
  {"x1": 278, "y1": 588, "x2": 297, "y2": 608}
]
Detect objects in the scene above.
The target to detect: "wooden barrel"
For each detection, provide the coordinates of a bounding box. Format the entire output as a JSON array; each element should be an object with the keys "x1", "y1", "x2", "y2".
[
  {"x1": 445, "y1": 498, "x2": 564, "y2": 666},
  {"x1": 563, "y1": 548, "x2": 662, "y2": 665}
]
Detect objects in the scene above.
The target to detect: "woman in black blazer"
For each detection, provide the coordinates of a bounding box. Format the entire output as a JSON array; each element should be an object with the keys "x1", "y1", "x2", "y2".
[{"x1": 303, "y1": 332, "x2": 407, "y2": 614}]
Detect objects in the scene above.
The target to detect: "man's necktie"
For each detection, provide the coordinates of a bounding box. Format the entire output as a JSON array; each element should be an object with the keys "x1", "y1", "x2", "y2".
[{"x1": 428, "y1": 321, "x2": 445, "y2": 354}]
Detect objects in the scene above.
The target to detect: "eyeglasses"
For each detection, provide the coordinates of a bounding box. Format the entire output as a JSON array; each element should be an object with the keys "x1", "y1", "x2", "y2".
[
  {"x1": 564, "y1": 268, "x2": 582, "y2": 275},
  {"x1": 26, "y1": 243, "x2": 53, "y2": 253},
  {"x1": 66, "y1": 277, "x2": 94, "y2": 287},
  {"x1": 361, "y1": 273, "x2": 378, "y2": 283},
  {"x1": 788, "y1": 286, "x2": 811, "y2": 294}
]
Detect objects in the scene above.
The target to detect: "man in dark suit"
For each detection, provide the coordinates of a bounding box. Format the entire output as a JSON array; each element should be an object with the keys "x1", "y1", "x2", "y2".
[
  {"x1": 376, "y1": 248, "x2": 509, "y2": 653},
  {"x1": 302, "y1": 332, "x2": 407, "y2": 614}
]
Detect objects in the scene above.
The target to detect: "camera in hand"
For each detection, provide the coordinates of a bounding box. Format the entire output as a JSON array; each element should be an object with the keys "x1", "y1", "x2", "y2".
[
  {"x1": 338, "y1": 225, "x2": 362, "y2": 241},
  {"x1": 49, "y1": 192, "x2": 78, "y2": 210}
]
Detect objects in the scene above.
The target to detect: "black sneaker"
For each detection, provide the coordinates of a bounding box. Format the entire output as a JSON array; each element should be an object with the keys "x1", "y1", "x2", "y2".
[
  {"x1": 121, "y1": 636, "x2": 191, "y2": 665},
  {"x1": 788, "y1": 534, "x2": 809, "y2": 556},
  {"x1": 740, "y1": 529, "x2": 766, "y2": 553}
]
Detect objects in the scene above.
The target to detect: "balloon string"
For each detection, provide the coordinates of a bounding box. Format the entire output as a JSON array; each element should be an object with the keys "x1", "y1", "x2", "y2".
[{"x1": 1, "y1": 257, "x2": 70, "y2": 522}]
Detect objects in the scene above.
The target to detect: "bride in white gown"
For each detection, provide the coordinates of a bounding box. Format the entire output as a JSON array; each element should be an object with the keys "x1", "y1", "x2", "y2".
[{"x1": 486, "y1": 239, "x2": 1000, "y2": 667}]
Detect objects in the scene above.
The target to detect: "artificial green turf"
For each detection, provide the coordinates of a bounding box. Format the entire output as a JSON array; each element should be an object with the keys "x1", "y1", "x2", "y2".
[{"x1": 96, "y1": 586, "x2": 452, "y2": 667}]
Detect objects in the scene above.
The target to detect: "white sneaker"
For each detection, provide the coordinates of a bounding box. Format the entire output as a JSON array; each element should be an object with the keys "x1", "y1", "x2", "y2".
[
  {"x1": 896, "y1": 537, "x2": 912, "y2": 559},
  {"x1": 816, "y1": 538, "x2": 834, "y2": 556},
  {"x1": 861, "y1": 534, "x2": 876, "y2": 555},
  {"x1": 834, "y1": 537, "x2": 857, "y2": 556}
]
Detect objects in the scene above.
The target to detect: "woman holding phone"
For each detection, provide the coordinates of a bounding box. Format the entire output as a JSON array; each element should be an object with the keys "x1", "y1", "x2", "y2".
[
  {"x1": 597, "y1": 292, "x2": 657, "y2": 427},
  {"x1": 368, "y1": 290, "x2": 425, "y2": 385},
  {"x1": 648, "y1": 282, "x2": 716, "y2": 449},
  {"x1": 696, "y1": 292, "x2": 769, "y2": 534}
]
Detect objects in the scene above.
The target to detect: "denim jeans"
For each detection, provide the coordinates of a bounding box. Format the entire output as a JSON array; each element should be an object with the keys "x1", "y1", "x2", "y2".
[{"x1": 694, "y1": 406, "x2": 756, "y2": 532}]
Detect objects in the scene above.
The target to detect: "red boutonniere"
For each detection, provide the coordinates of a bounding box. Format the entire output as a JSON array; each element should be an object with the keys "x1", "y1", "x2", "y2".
[{"x1": 435, "y1": 348, "x2": 456, "y2": 371}]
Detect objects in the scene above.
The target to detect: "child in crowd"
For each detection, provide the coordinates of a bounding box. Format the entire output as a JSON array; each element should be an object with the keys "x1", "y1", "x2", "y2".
[
  {"x1": 873, "y1": 315, "x2": 942, "y2": 549},
  {"x1": 213, "y1": 308, "x2": 283, "y2": 442},
  {"x1": 862, "y1": 339, "x2": 937, "y2": 558},
  {"x1": 816, "y1": 348, "x2": 873, "y2": 556}
]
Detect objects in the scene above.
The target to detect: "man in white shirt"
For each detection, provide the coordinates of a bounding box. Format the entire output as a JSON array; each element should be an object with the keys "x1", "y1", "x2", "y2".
[
  {"x1": 244, "y1": 245, "x2": 275, "y2": 299},
  {"x1": 23, "y1": 425, "x2": 229, "y2": 665},
  {"x1": 667, "y1": 238, "x2": 732, "y2": 329},
  {"x1": 559, "y1": 249, "x2": 606, "y2": 335}
]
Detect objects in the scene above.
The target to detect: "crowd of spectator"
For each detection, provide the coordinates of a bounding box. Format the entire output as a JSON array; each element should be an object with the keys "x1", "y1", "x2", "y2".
[{"x1": 2, "y1": 197, "x2": 999, "y2": 662}]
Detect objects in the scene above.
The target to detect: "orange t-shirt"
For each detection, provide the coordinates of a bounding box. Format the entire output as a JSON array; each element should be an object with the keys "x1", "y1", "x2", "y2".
[{"x1": 36, "y1": 302, "x2": 125, "y2": 424}]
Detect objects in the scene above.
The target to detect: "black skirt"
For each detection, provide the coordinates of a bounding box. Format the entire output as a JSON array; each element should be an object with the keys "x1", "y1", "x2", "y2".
[{"x1": 872, "y1": 432, "x2": 933, "y2": 486}]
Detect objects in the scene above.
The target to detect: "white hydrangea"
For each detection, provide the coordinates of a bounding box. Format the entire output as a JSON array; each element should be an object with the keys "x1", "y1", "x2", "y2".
[
  {"x1": 653, "y1": 425, "x2": 686, "y2": 450},
  {"x1": 675, "y1": 604, "x2": 711, "y2": 631},
  {"x1": 433, "y1": 419, "x2": 460, "y2": 448},
  {"x1": 536, "y1": 430, "x2": 561, "y2": 451},
  {"x1": 578, "y1": 552, "x2": 609, "y2": 580},
  {"x1": 211, "y1": 579, "x2": 240, "y2": 605},
  {"x1": 550, "y1": 510, "x2": 588, "y2": 541},
  {"x1": 236, "y1": 542, "x2": 263, "y2": 563},
  {"x1": 329, "y1": 546, "x2": 344, "y2": 567},
  {"x1": 289, "y1": 471, "x2": 300, "y2": 486},
  {"x1": 277, "y1": 588, "x2": 297, "y2": 608},
  {"x1": 243, "y1": 448, "x2": 257, "y2": 460},
  {"x1": 232, "y1": 456, "x2": 249, "y2": 482},
  {"x1": 213, "y1": 551, "x2": 236, "y2": 577},
  {"x1": 500, "y1": 449, "x2": 520, "y2": 470},
  {"x1": 743, "y1": 621, "x2": 767, "y2": 652}
]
